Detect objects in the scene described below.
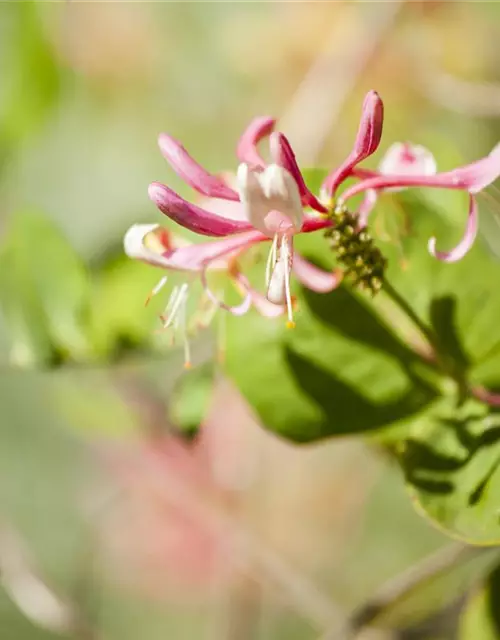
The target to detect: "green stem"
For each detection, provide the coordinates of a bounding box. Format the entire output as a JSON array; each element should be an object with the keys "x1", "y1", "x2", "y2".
[
  {"x1": 382, "y1": 280, "x2": 440, "y2": 356},
  {"x1": 382, "y1": 281, "x2": 469, "y2": 399}
]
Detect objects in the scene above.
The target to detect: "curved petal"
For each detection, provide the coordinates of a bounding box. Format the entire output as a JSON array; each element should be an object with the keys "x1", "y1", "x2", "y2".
[
  {"x1": 149, "y1": 182, "x2": 252, "y2": 237},
  {"x1": 158, "y1": 134, "x2": 240, "y2": 201},
  {"x1": 322, "y1": 91, "x2": 384, "y2": 197},
  {"x1": 124, "y1": 224, "x2": 265, "y2": 272},
  {"x1": 269, "y1": 132, "x2": 327, "y2": 213},
  {"x1": 340, "y1": 142, "x2": 500, "y2": 202},
  {"x1": 236, "y1": 116, "x2": 276, "y2": 169},
  {"x1": 236, "y1": 273, "x2": 285, "y2": 317},
  {"x1": 428, "y1": 195, "x2": 478, "y2": 263},
  {"x1": 442, "y1": 141, "x2": 500, "y2": 194},
  {"x1": 292, "y1": 253, "x2": 342, "y2": 292},
  {"x1": 301, "y1": 215, "x2": 333, "y2": 233}
]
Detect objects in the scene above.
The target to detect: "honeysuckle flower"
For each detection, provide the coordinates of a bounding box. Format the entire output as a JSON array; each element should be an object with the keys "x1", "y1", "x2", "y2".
[
  {"x1": 124, "y1": 223, "x2": 287, "y2": 367},
  {"x1": 336, "y1": 140, "x2": 500, "y2": 263},
  {"x1": 135, "y1": 119, "x2": 343, "y2": 329},
  {"x1": 127, "y1": 89, "x2": 500, "y2": 340}
]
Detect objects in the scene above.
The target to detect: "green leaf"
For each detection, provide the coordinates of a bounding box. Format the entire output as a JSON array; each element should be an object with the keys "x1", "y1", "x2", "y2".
[
  {"x1": 369, "y1": 192, "x2": 500, "y2": 543},
  {"x1": 377, "y1": 191, "x2": 500, "y2": 387},
  {"x1": 0, "y1": 212, "x2": 92, "y2": 366},
  {"x1": 225, "y1": 264, "x2": 437, "y2": 442},
  {"x1": 459, "y1": 563, "x2": 500, "y2": 639},
  {"x1": 397, "y1": 395, "x2": 500, "y2": 544}
]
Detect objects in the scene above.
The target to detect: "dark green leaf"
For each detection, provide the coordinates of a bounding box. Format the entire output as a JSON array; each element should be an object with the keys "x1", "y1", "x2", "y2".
[
  {"x1": 397, "y1": 395, "x2": 500, "y2": 544},
  {"x1": 225, "y1": 270, "x2": 437, "y2": 442}
]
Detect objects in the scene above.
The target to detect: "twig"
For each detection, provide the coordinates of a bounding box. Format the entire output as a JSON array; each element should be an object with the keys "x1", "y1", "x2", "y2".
[{"x1": 319, "y1": 542, "x2": 485, "y2": 640}]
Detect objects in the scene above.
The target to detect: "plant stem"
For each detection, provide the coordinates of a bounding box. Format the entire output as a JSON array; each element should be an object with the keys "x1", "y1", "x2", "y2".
[{"x1": 382, "y1": 280, "x2": 439, "y2": 355}]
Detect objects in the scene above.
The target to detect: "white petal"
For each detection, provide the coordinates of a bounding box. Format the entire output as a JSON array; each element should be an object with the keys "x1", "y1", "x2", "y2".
[
  {"x1": 259, "y1": 164, "x2": 303, "y2": 231},
  {"x1": 236, "y1": 163, "x2": 303, "y2": 236},
  {"x1": 379, "y1": 142, "x2": 437, "y2": 177},
  {"x1": 123, "y1": 224, "x2": 166, "y2": 264},
  {"x1": 266, "y1": 258, "x2": 287, "y2": 305}
]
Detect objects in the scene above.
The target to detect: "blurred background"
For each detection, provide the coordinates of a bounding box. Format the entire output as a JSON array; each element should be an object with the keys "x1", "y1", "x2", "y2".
[{"x1": 1, "y1": 1, "x2": 500, "y2": 639}]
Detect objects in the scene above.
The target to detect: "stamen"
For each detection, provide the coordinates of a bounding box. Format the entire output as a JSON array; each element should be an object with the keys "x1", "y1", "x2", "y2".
[
  {"x1": 180, "y1": 296, "x2": 192, "y2": 369},
  {"x1": 281, "y1": 235, "x2": 295, "y2": 328},
  {"x1": 163, "y1": 283, "x2": 189, "y2": 329},
  {"x1": 266, "y1": 233, "x2": 296, "y2": 327},
  {"x1": 266, "y1": 233, "x2": 279, "y2": 287},
  {"x1": 160, "y1": 285, "x2": 180, "y2": 325},
  {"x1": 145, "y1": 275, "x2": 168, "y2": 306}
]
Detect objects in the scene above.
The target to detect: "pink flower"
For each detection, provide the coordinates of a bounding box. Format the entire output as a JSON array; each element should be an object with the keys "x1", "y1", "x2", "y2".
[
  {"x1": 336, "y1": 140, "x2": 500, "y2": 263},
  {"x1": 125, "y1": 117, "x2": 344, "y2": 337},
  {"x1": 125, "y1": 89, "x2": 500, "y2": 341},
  {"x1": 124, "y1": 224, "x2": 284, "y2": 367}
]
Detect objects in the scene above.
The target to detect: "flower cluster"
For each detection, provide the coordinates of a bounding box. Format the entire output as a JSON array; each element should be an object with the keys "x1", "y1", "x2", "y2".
[{"x1": 124, "y1": 90, "x2": 500, "y2": 366}]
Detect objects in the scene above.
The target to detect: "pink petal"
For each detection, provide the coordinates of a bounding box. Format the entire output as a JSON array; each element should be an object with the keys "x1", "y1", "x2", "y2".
[
  {"x1": 158, "y1": 134, "x2": 240, "y2": 201},
  {"x1": 196, "y1": 196, "x2": 247, "y2": 222},
  {"x1": 269, "y1": 132, "x2": 328, "y2": 213},
  {"x1": 340, "y1": 142, "x2": 500, "y2": 202},
  {"x1": 322, "y1": 90, "x2": 384, "y2": 197},
  {"x1": 124, "y1": 224, "x2": 265, "y2": 272},
  {"x1": 440, "y1": 142, "x2": 500, "y2": 194},
  {"x1": 149, "y1": 182, "x2": 252, "y2": 237},
  {"x1": 378, "y1": 142, "x2": 437, "y2": 177},
  {"x1": 236, "y1": 116, "x2": 276, "y2": 169},
  {"x1": 301, "y1": 216, "x2": 333, "y2": 233},
  {"x1": 236, "y1": 274, "x2": 285, "y2": 317},
  {"x1": 428, "y1": 194, "x2": 478, "y2": 263},
  {"x1": 353, "y1": 90, "x2": 384, "y2": 161},
  {"x1": 292, "y1": 253, "x2": 342, "y2": 292}
]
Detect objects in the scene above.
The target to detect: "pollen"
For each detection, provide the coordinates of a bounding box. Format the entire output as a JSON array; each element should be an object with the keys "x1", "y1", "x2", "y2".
[{"x1": 286, "y1": 320, "x2": 296, "y2": 329}]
